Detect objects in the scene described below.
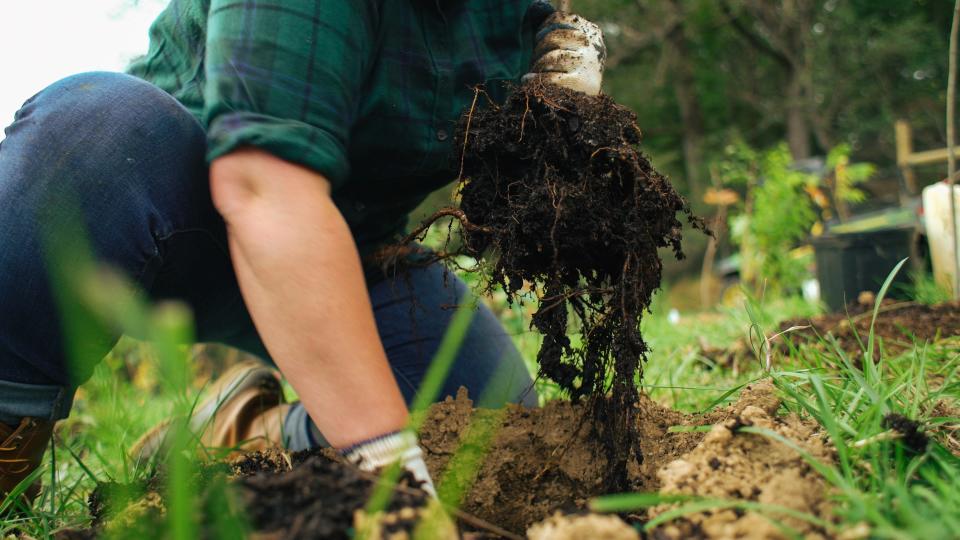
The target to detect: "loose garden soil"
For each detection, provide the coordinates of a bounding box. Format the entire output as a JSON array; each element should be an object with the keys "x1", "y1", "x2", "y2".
[{"x1": 62, "y1": 381, "x2": 836, "y2": 539}]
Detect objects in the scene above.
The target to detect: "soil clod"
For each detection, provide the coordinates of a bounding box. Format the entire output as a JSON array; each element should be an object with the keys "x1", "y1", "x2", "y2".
[
  {"x1": 883, "y1": 413, "x2": 929, "y2": 453},
  {"x1": 527, "y1": 512, "x2": 639, "y2": 540},
  {"x1": 238, "y1": 453, "x2": 430, "y2": 539}
]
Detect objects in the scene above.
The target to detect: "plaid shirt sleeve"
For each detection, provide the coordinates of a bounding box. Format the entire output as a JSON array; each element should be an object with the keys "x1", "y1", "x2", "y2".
[{"x1": 203, "y1": 0, "x2": 380, "y2": 188}]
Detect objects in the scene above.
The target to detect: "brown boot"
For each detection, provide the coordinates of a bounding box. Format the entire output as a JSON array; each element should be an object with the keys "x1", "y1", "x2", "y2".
[
  {"x1": 130, "y1": 360, "x2": 289, "y2": 462},
  {"x1": 1, "y1": 418, "x2": 54, "y2": 503}
]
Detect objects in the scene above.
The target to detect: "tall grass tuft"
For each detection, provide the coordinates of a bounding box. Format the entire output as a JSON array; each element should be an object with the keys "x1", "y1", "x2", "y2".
[{"x1": 593, "y1": 260, "x2": 960, "y2": 539}]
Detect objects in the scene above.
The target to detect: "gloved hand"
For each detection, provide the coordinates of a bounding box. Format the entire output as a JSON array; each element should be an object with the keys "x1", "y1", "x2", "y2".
[
  {"x1": 340, "y1": 430, "x2": 437, "y2": 497},
  {"x1": 522, "y1": 12, "x2": 606, "y2": 96}
]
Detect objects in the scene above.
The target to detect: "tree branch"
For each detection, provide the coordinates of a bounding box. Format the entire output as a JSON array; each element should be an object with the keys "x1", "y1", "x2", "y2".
[
  {"x1": 719, "y1": 0, "x2": 793, "y2": 70},
  {"x1": 605, "y1": 3, "x2": 683, "y2": 68}
]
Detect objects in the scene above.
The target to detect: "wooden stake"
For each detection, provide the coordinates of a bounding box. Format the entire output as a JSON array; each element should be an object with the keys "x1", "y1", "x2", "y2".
[
  {"x1": 948, "y1": 0, "x2": 960, "y2": 299},
  {"x1": 894, "y1": 120, "x2": 918, "y2": 198}
]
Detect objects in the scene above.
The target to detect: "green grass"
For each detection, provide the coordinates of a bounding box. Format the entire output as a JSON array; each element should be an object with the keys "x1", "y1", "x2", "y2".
[
  {"x1": 900, "y1": 271, "x2": 955, "y2": 306},
  {"x1": 4, "y1": 243, "x2": 959, "y2": 539}
]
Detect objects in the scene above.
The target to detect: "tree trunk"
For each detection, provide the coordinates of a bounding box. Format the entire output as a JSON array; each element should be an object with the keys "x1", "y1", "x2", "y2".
[
  {"x1": 786, "y1": 71, "x2": 811, "y2": 159},
  {"x1": 678, "y1": 89, "x2": 706, "y2": 200},
  {"x1": 667, "y1": 7, "x2": 706, "y2": 200},
  {"x1": 700, "y1": 204, "x2": 728, "y2": 309}
]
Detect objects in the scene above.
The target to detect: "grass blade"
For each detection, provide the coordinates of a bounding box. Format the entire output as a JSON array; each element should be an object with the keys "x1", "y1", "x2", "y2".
[{"x1": 866, "y1": 258, "x2": 909, "y2": 373}]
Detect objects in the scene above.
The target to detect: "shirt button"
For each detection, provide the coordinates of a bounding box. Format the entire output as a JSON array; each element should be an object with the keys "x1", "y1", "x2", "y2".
[{"x1": 436, "y1": 129, "x2": 449, "y2": 141}]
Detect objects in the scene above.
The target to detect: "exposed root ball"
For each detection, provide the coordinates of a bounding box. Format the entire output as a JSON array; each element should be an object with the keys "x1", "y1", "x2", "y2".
[{"x1": 410, "y1": 83, "x2": 702, "y2": 488}]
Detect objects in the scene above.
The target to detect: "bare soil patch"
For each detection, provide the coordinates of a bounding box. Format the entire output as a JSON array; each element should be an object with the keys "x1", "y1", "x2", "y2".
[
  {"x1": 651, "y1": 398, "x2": 833, "y2": 539},
  {"x1": 701, "y1": 300, "x2": 960, "y2": 371},
  {"x1": 777, "y1": 300, "x2": 960, "y2": 356},
  {"x1": 63, "y1": 382, "x2": 834, "y2": 539},
  {"x1": 418, "y1": 381, "x2": 823, "y2": 537}
]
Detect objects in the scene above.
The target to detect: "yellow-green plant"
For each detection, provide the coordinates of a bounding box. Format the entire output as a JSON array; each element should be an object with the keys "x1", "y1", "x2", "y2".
[
  {"x1": 721, "y1": 142, "x2": 818, "y2": 294},
  {"x1": 826, "y1": 143, "x2": 875, "y2": 221},
  {"x1": 720, "y1": 141, "x2": 876, "y2": 296}
]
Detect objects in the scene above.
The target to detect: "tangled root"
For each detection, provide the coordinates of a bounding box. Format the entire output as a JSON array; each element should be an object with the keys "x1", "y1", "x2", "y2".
[{"x1": 395, "y1": 83, "x2": 703, "y2": 488}]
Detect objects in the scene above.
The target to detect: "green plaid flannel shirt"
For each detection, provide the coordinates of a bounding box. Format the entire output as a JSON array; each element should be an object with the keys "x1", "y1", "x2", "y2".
[{"x1": 128, "y1": 0, "x2": 554, "y2": 252}]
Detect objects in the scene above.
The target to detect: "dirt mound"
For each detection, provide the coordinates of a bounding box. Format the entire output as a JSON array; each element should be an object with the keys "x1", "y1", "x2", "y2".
[
  {"x1": 67, "y1": 382, "x2": 835, "y2": 539},
  {"x1": 419, "y1": 381, "x2": 828, "y2": 536},
  {"x1": 651, "y1": 402, "x2": 833, "y2": 539},
  {"x1": 701, "y1": 300, "x2": 960, "y2": 371},
  {"x1": 419, "y1": 387, "x2": 694, "y2": 533},
  {"x1": 236, "y1": 453, "x2": 440, "y2": 540},
  {"x1": 75, "y1": 451, "x2": 431, "y2": 540}
]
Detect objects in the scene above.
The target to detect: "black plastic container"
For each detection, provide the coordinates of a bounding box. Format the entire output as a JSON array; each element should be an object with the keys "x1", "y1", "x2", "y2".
[{"x1": 811, "y1": 224, "x2": 919, "y2": 312}]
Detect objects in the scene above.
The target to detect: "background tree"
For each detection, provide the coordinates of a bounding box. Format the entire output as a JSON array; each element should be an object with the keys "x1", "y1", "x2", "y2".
[{"x1": 577, "y1": 0, "x2": 953, "y2": 208}]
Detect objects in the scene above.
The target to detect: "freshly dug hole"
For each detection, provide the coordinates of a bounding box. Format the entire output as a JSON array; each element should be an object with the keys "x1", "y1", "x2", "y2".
[{"x1": 402, "y1": 83, "x2": 703, "y2": 488}]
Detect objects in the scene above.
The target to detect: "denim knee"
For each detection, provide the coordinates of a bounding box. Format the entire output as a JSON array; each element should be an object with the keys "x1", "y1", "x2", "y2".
[
  {"x1": 0, "y1": 71, "x2": 209, "y2": 397},
  {"x1": 3, "y1": 71, "x2": 207, "y2": 218}
]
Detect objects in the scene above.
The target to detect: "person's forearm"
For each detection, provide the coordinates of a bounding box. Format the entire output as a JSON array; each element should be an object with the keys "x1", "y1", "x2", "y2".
[{"x1": 209, "y1": 148, "x2": 408, "y2": 448}]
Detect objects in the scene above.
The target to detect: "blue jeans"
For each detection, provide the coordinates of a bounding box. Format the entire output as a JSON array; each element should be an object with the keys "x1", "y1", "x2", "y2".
[{"x1": 0, "y1": 72, "x2": 537, "y2": 443}]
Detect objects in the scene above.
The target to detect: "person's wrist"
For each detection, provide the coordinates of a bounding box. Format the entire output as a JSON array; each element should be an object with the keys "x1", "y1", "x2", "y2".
[{"x1": 339, "y1": 429, "x2": 437, "y2": 497}]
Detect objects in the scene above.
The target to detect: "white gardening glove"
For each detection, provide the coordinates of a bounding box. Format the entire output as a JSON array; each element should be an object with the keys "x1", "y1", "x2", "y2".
[
  {"x1": 341, "y1": 430, "x2": 437, "y2": 498},
  {"x1": 522, "y1": 12, "x2": 606, "y2": 96}
]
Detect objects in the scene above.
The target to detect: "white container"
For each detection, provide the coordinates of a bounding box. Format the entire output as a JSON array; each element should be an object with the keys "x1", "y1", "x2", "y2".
[{"x1": 922, "y1": 182, "x2": 960, "y2": 294}]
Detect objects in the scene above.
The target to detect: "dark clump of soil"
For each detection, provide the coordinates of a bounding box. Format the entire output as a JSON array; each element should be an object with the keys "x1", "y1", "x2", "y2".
[
  {"x1": 398, "y1": 83, "x2": 703, "y2": 490},
  {"x1": 71, "y1": 452, "x2": 431, "y2": 540},
  {"x1": 230, "y1": 446, "x2": 294, "y2": 476},
  {"x1": 237, "y1": 453, "x2": 430, "y2": 539},
  {"x1": 883, "y1": 413, "x2": 929, "y2": 453}
]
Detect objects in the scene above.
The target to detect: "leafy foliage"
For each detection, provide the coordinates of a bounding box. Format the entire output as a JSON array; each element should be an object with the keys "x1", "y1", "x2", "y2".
[
  {"x1": 720, "y1": 143, "x2": 818, "y2": 294},
  {"x1": 716, "y1": 139, "x2": 878, "y2": 295},
  {"x1": 749, "y1": 147, "x2": 819, "y2": 291},
  {"x1": 575, "y1": 0, "x2": 952, "y2": 203},
  {"x1": 827, "y1": 143, "x2": 874, "y2": 207}
]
